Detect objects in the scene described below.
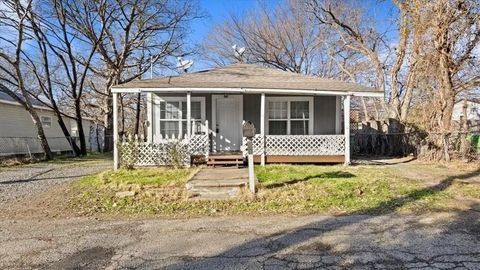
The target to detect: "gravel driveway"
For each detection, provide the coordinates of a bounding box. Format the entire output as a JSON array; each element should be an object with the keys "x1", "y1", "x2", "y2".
[{"x1": 0, "y1": 161, "x2": 110, "y2": 204}]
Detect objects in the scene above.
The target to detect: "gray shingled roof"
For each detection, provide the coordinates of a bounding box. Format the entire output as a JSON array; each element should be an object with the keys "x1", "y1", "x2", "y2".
[
  {"x1": 113, "y1": 63, "x2": 380, "y2": 93},
  {"x1": 0, "y1": 91, "x2": 46, "y2": 107}
]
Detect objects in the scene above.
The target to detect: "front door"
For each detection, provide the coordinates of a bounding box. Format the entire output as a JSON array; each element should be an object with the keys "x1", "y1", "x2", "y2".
[{"x1": 214, "y1": 95, "x2": 243, "y2": 151}]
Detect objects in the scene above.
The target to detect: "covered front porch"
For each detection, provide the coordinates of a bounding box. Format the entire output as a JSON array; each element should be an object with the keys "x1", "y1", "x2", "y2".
[
  {"x1": 112, "y1": 91, "x2": 357, "y2": 168},
  {"x1": 111, "y1": 64, "x2": 383, "y2": 169}
]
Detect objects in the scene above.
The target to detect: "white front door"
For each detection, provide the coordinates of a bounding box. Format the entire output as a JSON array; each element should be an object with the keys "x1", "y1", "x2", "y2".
[{"x1": 214, "y1": 95, "x2": 243, "y2": 151}]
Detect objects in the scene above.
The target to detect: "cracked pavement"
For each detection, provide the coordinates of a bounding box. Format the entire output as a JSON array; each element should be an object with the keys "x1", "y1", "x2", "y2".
[{"x1": 1, "y1": 211, "x2": 479, "y2": 269}]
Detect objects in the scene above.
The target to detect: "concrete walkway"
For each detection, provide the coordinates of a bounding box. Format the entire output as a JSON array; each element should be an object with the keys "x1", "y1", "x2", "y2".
[{"x1": 186, "y1": 167, "x2": 249, "y2": 199}]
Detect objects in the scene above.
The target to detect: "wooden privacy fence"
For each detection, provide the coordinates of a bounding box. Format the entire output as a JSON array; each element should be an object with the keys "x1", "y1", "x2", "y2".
[
  {"x1": 242, "y1": 135, "x2": 345, "y2": 156},
  {"x1": 119, "y1": 134, "x2": 209, "y2": 166},
  {"x1": 351, "y1": 133, "x2": 423, "y2": 157}
]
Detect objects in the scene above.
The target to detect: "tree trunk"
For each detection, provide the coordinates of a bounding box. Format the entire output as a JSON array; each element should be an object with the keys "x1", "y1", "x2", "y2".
[
  {"x1": 75, "y1": 100, "x2": 87, "y2": 155},
  {"x1": 120, "y1": 94, "x2": 125, "y2": 136},
  {"x1": 390, "y1": 1, "x2": 409, "y2": 120},
  {"x1": 360, "y1": 97, "x2": 370, "y2": 121},
  {"x1": 28, "y1": 106, "x2": 53, "y2": 160},
  {"x1": 96, "y1": 123, "x2": 101, "y2": 152},
  {"x1": 459, "y1": 96, "x2": 469, "y2": 158},
  {"x1": 134, "y1": 92, "x2": 141, "y2": 135},
  {"x1": 103, "y1": 95, "x2": 114, "y2": 152},
  {"x1": 56, "y1": 115, "x2": 81, "y2": 156}
]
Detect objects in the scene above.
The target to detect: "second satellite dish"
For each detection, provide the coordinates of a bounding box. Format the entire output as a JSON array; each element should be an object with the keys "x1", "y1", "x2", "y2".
[
  {"x1": 177, "y1": 57, "x2": 194, "y2": 73},
  {"x1": 232, "y1": 44, "x2": 245, "y2": 62}
]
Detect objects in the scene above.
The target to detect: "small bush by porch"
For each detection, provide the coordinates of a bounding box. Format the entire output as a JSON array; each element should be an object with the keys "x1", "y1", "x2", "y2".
[{"x1": 68, "y1": 162, "x2": 480, "y2": 217}]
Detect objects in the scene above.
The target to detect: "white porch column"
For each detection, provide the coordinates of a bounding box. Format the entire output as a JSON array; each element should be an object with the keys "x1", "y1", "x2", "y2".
[
  {"x1": 343, "y1": 95, "x2": 351, "y2": 165},
  {"x1": 147, "y1": 92, "x2": 152, "y2": 143},
  {"x1": 260, "y1": 93, "x2": 266, "y2": 166},
  {"x1": 113, "y1": 92, "x2": 119, "y2": 170},
  {"x1": 186, "y1": 91, "x2": 191, "y2": 138},
  {"x1": 335, "y1": 96, "x2": 341, "y2": 134}
]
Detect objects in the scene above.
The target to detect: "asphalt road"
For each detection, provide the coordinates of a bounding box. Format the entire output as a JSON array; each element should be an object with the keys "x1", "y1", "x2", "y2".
[{"x1": 1, "y1": 211, "x2": 479, "y2": 269}]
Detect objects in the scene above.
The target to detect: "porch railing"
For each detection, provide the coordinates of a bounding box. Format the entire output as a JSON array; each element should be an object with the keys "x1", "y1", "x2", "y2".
[
  {"x1": 242, "y1": 134, "x2": 345, "y2": 156},
  {"x1": 120, "y1": 134, "x2": 209, "y2": 166}
]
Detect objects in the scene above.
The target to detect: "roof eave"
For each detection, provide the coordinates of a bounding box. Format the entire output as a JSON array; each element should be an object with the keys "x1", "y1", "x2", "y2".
[
  {"x1": 111, "y1": 87, "x2": 383, "y2": 97},
  {"x1": 0, "y1": 99, "x2": 54, "y2": 111}
]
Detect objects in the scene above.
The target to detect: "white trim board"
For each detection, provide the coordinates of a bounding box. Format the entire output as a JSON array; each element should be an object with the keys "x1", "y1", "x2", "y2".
[{"x1": 111, "y1": 87, "x2": 384, "y2": 98}]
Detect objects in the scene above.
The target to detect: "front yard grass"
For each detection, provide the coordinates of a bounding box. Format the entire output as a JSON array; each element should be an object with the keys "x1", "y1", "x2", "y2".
[{"x1": 67, "y1": 164, "x2": 480, "y2": 217}]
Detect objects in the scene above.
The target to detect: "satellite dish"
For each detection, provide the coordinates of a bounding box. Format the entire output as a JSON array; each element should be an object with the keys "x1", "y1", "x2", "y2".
[
  {"x1": 177, "y1": 57, "x2": 193, "y2": 73},
  {"x1": 232, "y1": 44, "x2": 246, "y2": 62}
]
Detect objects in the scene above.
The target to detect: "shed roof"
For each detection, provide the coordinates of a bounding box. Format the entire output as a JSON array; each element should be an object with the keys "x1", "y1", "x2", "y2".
[
  {"x1": 0, "y1": 91, "x2": 51, "y2": 110},
  {"x1": 0, "y1": 91, "x2": 46, "y2": 107},
  {"x1": 112, "y1": 64, "x2": 381, "y2": 96}
]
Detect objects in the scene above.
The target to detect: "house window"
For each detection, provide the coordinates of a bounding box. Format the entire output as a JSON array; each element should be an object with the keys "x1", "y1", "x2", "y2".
[
  {"x1": 41, "y1": 116, "x2": 52, "y2": 128},
  {"x1": 268, "y1": 101, "x2": 288, "y2": 135},
  {"x1": 290, "y1": 101, "x2": 309, "y2": 135},
  {"x1": 155, "y1": 96, "x2": 205, "y2": 138},
  {"x1": 266, "y1": 97, "x2": 313, "y2": 135}
]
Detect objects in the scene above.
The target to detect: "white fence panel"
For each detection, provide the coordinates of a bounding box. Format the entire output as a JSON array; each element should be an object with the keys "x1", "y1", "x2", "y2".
[
  {"x1": 120, "y1": 134, "x2": 210, "y2": 166},
  {"x1": 242, "y1": 135, "x2": 345, "y2": 156}
]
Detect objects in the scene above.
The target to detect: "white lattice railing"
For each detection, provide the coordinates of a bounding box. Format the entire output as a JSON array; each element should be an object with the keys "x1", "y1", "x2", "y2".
[
  {"x1": 242, "y1": 135, "x2": 345, "y2": 156},
  {"x1": 242, "y1": 135, "x2": 264, "y2": 156},
  {"x1": 120, "y1": 134, "x2": 209, "y2": 166}
]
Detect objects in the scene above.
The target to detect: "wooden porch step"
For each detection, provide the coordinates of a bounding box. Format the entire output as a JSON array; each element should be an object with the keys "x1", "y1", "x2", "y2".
[
  {"x1": 207, "y1": 154, "x2": 244, "y2": 168},
  {"x1": 207, "y1": 160, "x2": 243, "y2": 165},
  {"x1": 208, "y1": 155, "x2": 243, "y2": 159}
]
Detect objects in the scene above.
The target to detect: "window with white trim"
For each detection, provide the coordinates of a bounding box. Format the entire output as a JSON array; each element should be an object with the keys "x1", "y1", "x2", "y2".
[
  {"x1": 266, "y1": 97, "x2": 313, "y2": 135},
  {"x1": 154, "y1": 96, "x2": 205, "y2": 138}
]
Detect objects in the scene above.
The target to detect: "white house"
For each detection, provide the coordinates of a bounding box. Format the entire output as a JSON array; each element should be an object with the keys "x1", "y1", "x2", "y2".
[
  {"x1": 111, "y1": 64, "x2": 383, "y2": 168},
  {"x1": 0, "y1": 92, "x2": 102, "y2": 156}
]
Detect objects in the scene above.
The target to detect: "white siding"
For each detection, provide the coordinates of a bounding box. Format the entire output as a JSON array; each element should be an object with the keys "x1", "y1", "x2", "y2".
[{"x1": 0, "y1": 102, "x2": 94, "y2": 155}]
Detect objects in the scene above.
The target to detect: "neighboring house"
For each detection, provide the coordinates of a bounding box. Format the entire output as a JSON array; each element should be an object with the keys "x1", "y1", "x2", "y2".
[
  {"x1": 452, "y1": 99, "x2": 480, "y2": 131},
  {"x1": 0, "y1": 92, "x2": 102, "y2": 156},
  {"x1": 111, "y1": 63, "x2": 383, "y2": 167}
]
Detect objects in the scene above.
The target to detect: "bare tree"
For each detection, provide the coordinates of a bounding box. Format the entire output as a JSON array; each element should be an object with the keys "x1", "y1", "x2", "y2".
[
  {"x1": 203, "y1": 0, "x2": 326, "y2": 75},
  {"x1": 0, "y1": 0, "x2": 53, "y2": 160},
  {"x1": 309, "y1": 0, "x2": 391, "y2": 117},
  {"x1": 423, "y1": 0, "x2": 480, "y2": 160},
  {"x1": 39, "y1": 0, "x2": 108, "y2": 155},
  {"x1": 66, "y1": 0, "x2": 200, "y2": 151}
]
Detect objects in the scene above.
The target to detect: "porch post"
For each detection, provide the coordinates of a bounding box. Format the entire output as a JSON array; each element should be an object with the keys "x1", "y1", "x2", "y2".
[
  {"x1": 113, "y1": 92, "x2": 119, "y2": 170},
  {"x1": 147, "y1": 92, "x2": 152, "y2": 143},
  {"x1": 335, "y1": 96, "x2": 341, "y2": 134},
  {"x1": 186, "y1": 91, "x2": 191, "y2": 138},
  {"x1": 260, "y1": 93, "x2": 266, "y2": 166},
  {"x1": 343, "y1": 95, "x2": 351, "y2": 165}
]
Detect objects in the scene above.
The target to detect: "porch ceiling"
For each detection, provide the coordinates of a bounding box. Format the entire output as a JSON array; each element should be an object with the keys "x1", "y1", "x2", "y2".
[{"x1": 112, "y1": 64, "x2": 383, "y2": 97}]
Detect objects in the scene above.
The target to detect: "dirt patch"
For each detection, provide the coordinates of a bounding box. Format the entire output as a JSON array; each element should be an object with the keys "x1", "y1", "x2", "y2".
[
  {"x1": 390, "y1": 161, "x2": 480, "y2": 184},
  {"x1": 0, "y1": 184, "x2": 75, "y2": 220}
]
